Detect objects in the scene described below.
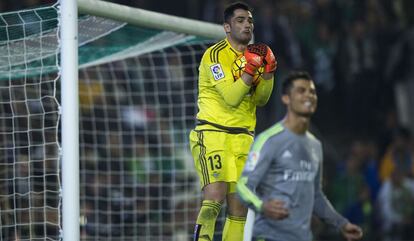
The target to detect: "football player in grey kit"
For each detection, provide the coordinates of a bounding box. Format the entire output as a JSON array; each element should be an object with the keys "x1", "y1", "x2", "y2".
[{"x1": 236, "y1": 71, "x2": 363, "y2": 241}]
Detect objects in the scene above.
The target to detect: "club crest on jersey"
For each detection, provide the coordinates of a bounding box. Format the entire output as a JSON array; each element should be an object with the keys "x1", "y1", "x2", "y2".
[
  {"x1": 212, "y1": 172, "x2": 220, "y2": 179},
  {"x1": 210, "y1": 63, "x2": 225, "y2": 81}
]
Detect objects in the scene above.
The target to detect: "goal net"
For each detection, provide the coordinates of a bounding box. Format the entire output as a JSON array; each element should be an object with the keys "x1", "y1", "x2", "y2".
[
  {"x1": 77, "y1": 30, "x2": 212, "y2": 240},
  {"x1": 0, "y1": 2, "x2": 225, "y2": 240},
  {"x1": 0, "y1": 5, "x2": 61, "y2": 240}
]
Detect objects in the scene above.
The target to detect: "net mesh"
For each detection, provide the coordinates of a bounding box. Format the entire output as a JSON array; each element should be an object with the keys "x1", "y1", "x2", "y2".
[
  {"x1": 78, "y1": 42, "x2": 212, "y2": 240},
  {"x1": 0, "y1": 3, "x2": 219, "y2": 240},
  {"x1": 0, "y1": 5, "x2": 61, "y2": 241}
]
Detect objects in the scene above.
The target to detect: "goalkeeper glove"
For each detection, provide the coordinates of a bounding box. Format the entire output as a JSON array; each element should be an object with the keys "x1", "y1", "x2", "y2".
[
  {"x1": 263, "y1": 46, "x2": 277, "y2": 73},
  {"x1": 243, "y1": 44, "x2": 265, "y2": 76},
  {"x1": 247, "y1": 43, "x2": 277, "y2": 73}
]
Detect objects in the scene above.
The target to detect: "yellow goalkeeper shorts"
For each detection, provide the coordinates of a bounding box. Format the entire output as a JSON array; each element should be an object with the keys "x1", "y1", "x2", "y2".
[{"x1": 189, "y1": 126, "x2": 253, "y2": 193}]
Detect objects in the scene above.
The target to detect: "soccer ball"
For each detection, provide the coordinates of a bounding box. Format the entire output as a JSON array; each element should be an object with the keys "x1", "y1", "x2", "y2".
[{"x1": 231, "y1": 55, "x2": 264, "y2": 85}]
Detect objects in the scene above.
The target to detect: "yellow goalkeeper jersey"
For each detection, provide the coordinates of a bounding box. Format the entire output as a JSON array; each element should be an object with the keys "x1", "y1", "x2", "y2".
[{"x1": 196, "y1": 38, "x2": 273, "y2": 132}]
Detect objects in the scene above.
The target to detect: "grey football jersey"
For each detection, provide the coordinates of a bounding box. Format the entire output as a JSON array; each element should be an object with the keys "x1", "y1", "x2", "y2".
[{"x1": 237, "y1": 122, "x2": 347, "y2": 241}]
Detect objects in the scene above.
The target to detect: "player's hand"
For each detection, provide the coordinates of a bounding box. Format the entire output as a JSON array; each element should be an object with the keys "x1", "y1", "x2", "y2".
[
  {"x1": 262, "y1": 199, "x2": 289, "y2": 220},
  {"x1": 341, "y1": 222, "x2": 363, "y2": 241},
  {"x1": 244, "y1": 44, "x2": 264, "y2": 76},
  {"x1": 263, "y1": 45, "x2": 277, "y2": 73}
]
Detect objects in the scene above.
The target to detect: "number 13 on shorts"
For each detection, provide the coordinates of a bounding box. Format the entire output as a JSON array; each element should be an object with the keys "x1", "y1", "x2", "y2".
[{"x1": 189, "y1": 129, "x2": 253, "y2": 189}]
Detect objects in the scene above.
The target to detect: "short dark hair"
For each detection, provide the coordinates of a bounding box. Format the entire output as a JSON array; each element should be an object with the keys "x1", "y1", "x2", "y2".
[
  {"x1": 223, "y1": 2, "x2": 252, "y2": 24},
  {"x1": 281, "y1": 70, "x2": 313, "y2": 95}
]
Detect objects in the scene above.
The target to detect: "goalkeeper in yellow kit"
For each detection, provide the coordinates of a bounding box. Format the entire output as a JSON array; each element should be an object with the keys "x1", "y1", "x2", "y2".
[{"x1": 189, "y1": 2, "x2": 277, "y2": 240}]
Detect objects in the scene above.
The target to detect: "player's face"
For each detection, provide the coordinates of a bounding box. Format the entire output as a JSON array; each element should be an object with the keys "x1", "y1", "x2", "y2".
[
  {"x1": 227, "y1": 9, "x2": 253, "y2": 45},
  {"x1": 286, "y1": 79, "x2": 318, "y2": 117}
]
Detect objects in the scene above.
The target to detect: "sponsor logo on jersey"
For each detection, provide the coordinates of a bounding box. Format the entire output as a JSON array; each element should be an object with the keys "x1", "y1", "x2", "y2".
[
  {"x1": 284, "y1": 160, "x2": 316, "y2": 181},
  {"x1": 283, "y1": 169, "x2": 316, "y2": 181},
  {"x1": 281, "y1": 150, "x2": 292, "y2": 158},
  {"x1": 210, "y1": 63, "x2": 225, "y2": 80}
]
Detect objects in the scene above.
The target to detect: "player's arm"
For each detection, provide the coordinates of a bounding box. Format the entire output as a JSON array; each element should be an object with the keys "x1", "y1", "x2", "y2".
[
  {"x1": 312, "y1": 153, "x2": 349, "y2": 230},
  {"x1": 236, "y1": 139, "x2": 288, "y2": 219},
  {"x1": 213, "y1": 46, "x2": 264, "y2": 107},
  {"x1": 214, "y1": 77, "x2": 251, "y2": 107},
  {"x1": 252, "y1": 44, "x2": 277, "y2": 106},
  {"x1": 236, "y1": 138, "x2": 271, "y2": 212},
  {"x1": 252, "y1": 76, "x2": 274, "y2": 106},
  {"x1": 313, "y1": 159, "x2": 363, "y2": 240}
]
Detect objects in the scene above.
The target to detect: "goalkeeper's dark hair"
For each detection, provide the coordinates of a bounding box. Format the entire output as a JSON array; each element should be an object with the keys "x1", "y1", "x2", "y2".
[
  {"x1": 223, "y1": 2, "x2": 252, "y2": 24},
  {"x1": 282, "y1": 70, "x2": 313, "y2": 95}
]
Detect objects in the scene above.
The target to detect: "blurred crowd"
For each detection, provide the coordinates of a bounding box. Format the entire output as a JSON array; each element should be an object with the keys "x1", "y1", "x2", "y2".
[
  {"x1": 105, "y1": 0, "x2": 414, "y2": 239},
  {"x1": 130, "y1": 1, "x2": 414, "y2": 239},
  {"x1": 2, "y1": 0, "x2": 414, "y2": 240}
]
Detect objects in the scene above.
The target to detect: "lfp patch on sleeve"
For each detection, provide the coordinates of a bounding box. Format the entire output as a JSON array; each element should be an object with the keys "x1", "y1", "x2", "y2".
[
  {"x1": 210, "y1": 63, "x2": 225, "y2": 81},
  {"x1": 245, "y1": 151, "x2": 260, "y2": 171}
]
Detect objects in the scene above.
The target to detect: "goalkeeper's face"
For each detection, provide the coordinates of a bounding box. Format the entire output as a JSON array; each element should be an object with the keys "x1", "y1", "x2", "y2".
[{"x1": 226, "y1": 9, "x2": 254, "y2": 45}]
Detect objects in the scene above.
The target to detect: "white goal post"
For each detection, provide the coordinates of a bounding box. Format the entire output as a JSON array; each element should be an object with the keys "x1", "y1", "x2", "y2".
[
  {"x1": 60, "y1": 0, "x2": 79, "y2": 240},
  {"x1": 77, "y1": 0, "x2": 225, "y2": 40}
]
